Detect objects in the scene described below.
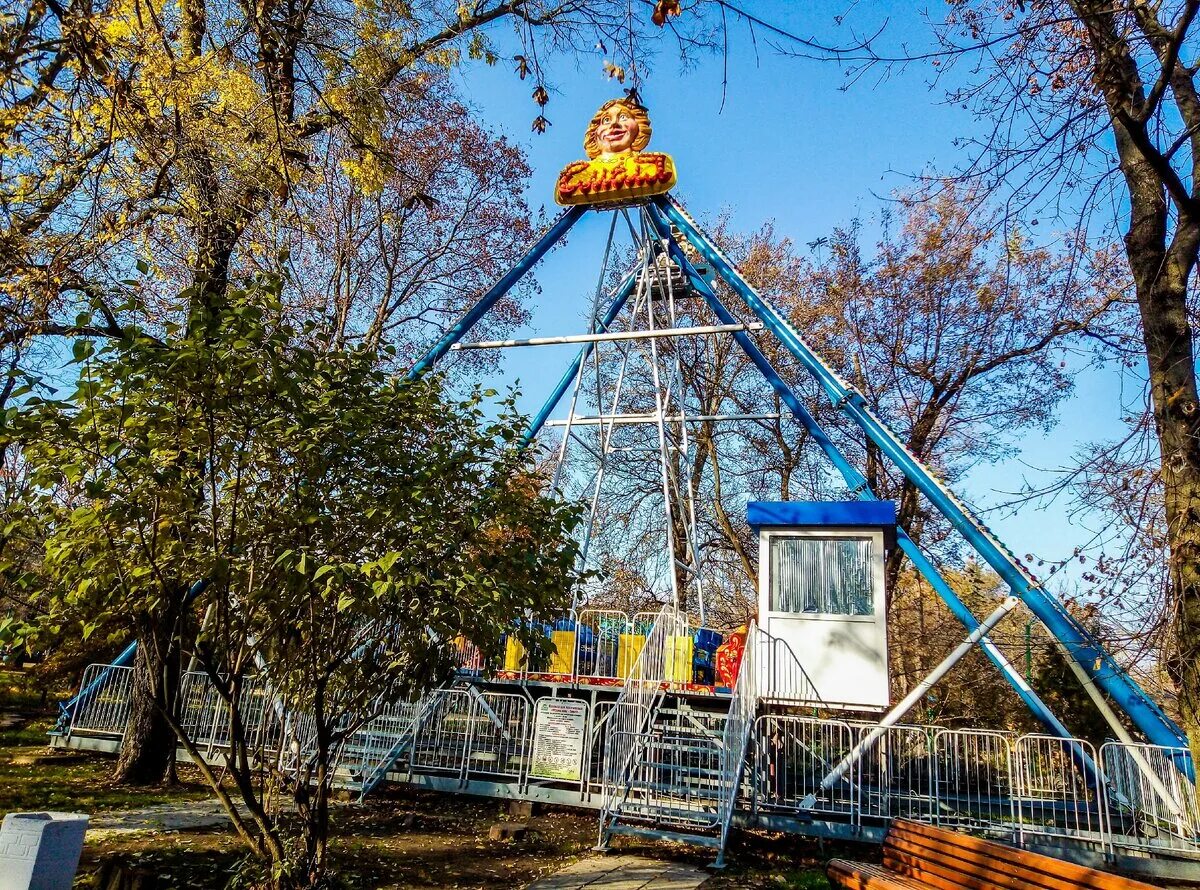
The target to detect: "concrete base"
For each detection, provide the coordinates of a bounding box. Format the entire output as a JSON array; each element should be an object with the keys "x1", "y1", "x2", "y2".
[{"x1": 0, "y1": 812, "x2": 89, "y2": 890}]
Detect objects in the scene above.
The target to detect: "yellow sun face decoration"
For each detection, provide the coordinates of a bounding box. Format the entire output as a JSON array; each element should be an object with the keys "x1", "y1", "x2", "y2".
[{"x1": 555, "y1": 99, "x2": 677, "y2": 207}]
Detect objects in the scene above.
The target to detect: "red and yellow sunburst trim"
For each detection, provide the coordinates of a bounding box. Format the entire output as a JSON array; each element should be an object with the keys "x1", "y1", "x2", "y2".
[{"x1": 555, "y1": 152, "x2": 677, "y2": 206}]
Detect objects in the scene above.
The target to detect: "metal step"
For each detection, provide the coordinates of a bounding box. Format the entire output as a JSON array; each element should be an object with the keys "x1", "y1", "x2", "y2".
[
  {"x1": 604, "y1": 822, "x2": 722, "y2": 849},
  {"x1": 625, "y1": 779, "x2": 722, "y2": 798},
  {"x1": 613, "y1": 798, "x2": 720, "y2": 821}
]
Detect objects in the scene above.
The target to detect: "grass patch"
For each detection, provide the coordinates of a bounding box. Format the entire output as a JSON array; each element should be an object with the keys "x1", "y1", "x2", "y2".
[
  {"x1": 0, "y1": 668, "x2": 53, "y2": 711},
  {"x1": 0, "y1": 717, "x2": 211, "y2": 814}
]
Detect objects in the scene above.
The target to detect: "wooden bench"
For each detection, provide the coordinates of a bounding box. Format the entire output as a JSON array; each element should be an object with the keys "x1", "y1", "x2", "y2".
[{"x1": 827, "y1": 820, "x2": 1158, "y2": 890}]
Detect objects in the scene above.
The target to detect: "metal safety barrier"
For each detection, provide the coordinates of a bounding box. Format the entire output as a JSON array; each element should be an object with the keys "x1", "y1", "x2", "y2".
[
  {"x1": 1103, "y1": 741, "x2": 1200, "y2": 857},
  {"x1": 69, "y1": 664, "x2": 134, "y2": 738},
  {"x1": 58, "y1": 660, "x2": 1200, "y2": 864},
  {"x1": 1015, "y1": 734, "x2": 1108, "y2": 847},
  {"x1": 755, "y1": 715, "x2": 859, "y2": 819},
  {"x1": 934, "y1": 728, "x2": 1017, "y2": 832},
  {"x1": 855, "y1": 724, "x2": 937, "y2": 823}
]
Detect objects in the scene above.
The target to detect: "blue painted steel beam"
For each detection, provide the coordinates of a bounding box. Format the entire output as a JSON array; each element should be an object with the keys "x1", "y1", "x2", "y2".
[
  {"x1": 656, "y1": 194, "x2": 1186, "y2": 750},
  {"x1": 519, "y1": 270, "x2": 638, "y2": 450},
  {"x1": 643, "y1": 203, "x2": 1077, "y2": 742},
  {"x1": 408, "y1": 205, "x2": 589, "y2": 379}
]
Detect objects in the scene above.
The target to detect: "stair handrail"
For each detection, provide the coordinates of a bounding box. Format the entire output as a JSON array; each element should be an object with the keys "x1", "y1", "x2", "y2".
[
  {"x1": 756, "y1": 625, "x2": 823, "y2": 706},
  {"x1": 598, "y1": 604, "x2": 681, "y2": 826},
  {"x1": 716, "y1": 620, "x2": 759, "y2": 854},
  {"x1": 357, "y1": 688, "x2": 444, "y2": 798}
]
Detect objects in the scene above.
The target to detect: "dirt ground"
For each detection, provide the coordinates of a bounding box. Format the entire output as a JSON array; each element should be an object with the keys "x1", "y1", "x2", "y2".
[{"x1": 70, "y1": 786, "x2": 846, "y2": 889}]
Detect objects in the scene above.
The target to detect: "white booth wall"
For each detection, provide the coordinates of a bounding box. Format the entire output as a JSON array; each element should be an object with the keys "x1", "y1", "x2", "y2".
[{"x1": 756, "y1": 525, "x2": 889, "y2": 710}]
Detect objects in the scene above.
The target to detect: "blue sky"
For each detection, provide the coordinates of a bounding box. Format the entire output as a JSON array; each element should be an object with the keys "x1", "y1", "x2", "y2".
[{"x1": 444, "y1": 3, "x2": 1138, "y2": 597}]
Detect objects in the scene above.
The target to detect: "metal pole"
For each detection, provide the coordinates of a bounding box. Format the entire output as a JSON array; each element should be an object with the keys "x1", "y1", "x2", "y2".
[
  {"x1": 802, "y1": 596, "x2": 1021, "y2": 806},
  {"x1": 407, "y1": 205, "x2": 588, "y2": 379},
  {"x1": 656, "y1": 194, "x2": 1187, "y2": 754},
  {"x1": 545, "y1": 412, "x2": 782, "y2": 426},
  {"x1": 450, "y1": 323, "x2": 762, "y2": 350}
]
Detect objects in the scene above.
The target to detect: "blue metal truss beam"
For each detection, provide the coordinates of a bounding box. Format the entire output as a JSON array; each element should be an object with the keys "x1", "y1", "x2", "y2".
[
  {"x1": 642, "y1": 203, "x2": 1077, "y2": 742},
  {"x1": 655, "y1": 194, "x2": 1186, "y2": 750},
  {"x1": 408, "y1": 205, "x2": 589, "y2": 379}
]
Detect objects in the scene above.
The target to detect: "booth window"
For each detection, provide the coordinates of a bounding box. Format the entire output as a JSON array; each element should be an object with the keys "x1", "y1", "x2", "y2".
[{"x1": 769, "y1": 536, "x2": 873, "y2": 616}]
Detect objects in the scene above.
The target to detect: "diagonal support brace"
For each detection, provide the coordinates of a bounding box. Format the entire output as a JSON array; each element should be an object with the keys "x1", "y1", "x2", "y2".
[{"x1": 655, "y1": 194, "x2": 1187, "y2": 754}]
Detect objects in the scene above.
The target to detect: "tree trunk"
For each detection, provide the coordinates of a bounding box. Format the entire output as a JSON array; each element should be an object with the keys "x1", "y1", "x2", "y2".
[
  {"x1": 114, "y1": 616, "x2": 181, "y2": 784},
  {"x1": 1134, "y1": 260, "x2": 1200, "y2": 764},
  {"x1": 1072, "y1": 0, "x2": 1200, "y2": 762},
  {"x1": 112, "y1": 201, "x2": 242, "y2": 785}
]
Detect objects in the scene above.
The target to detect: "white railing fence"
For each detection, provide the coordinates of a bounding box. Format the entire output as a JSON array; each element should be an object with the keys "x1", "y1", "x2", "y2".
[
  {"x1": 753, "y1": 714, "x2": 1198, "y2": 859},
  {"x1": 856, "y1": 725, "x2": 937, "y2": 822},
  {"x1": 1102, "y1": 741, "x2": 1200, "y2": 857},
  {"x1": 599, "y1": 606, "x2": 685, "y2": 827},
  {"x1": 1015, "y1": 734, "x2": 1108, "y2": 846},
  {"x1": 69, "y1": 664, "x2": 134, "y2": 738},
  {"x1": 755, "y1": 715, "x2": 860, "y2": 818},
  {"x1": 575, "y1": 609, "x2": 629, "y2": 681},
  {"x1": 934, "y1": 728, "x2": 1017, "y2": 833},
  {"x1": 60, "y1": 660, "x2": 1200, "y2": 863},
  {"x1": 717, "y1": 621, "x2": 759, "y2": 849},
  {"x1": 754, "y1": 625, "x2": 822, "y2": 706}
]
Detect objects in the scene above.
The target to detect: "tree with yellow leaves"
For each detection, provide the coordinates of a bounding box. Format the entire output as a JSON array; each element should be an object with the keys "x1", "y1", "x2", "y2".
[{"x1": 1, "y1": 0, "x2": 686, "y2": 785}]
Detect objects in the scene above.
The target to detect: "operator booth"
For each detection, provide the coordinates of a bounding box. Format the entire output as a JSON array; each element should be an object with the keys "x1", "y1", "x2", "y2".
[{"x1": 749, "y1": 501, "x2": 895, "y2": 710}]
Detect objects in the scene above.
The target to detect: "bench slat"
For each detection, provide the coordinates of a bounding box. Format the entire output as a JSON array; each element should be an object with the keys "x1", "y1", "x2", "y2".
[
  {"x1": 827, "y1": 858, "x2": 928, "y2": 890},
  {"x1": 887, "y1": 821, "x2": 1156, "y2": 890},
  {"x1": 886, "y1": 834, "x2": 1085, "y2": 890},
  {"x1": 885, "y1": 845, "x2": 1055, "y2": 890}
]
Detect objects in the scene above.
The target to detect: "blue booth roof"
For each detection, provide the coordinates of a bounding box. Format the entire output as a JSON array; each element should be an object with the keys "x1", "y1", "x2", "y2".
[{"x1": 747, "y1": 500, "x2": 896, "y2": 529}]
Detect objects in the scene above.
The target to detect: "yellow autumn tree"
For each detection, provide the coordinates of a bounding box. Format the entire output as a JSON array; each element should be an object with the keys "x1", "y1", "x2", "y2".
[{"x1": 2, "y1": 0, "x2": 678, "y2": 784}]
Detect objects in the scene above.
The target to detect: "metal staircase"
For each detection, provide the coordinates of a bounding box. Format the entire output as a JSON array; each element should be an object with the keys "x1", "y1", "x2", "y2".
[
  {"x1": 342, "y1": 689, "x2": 444, "y2": 798},
  {"x1": 598, "y1": 617, "x2": 769, "y2": 866}
]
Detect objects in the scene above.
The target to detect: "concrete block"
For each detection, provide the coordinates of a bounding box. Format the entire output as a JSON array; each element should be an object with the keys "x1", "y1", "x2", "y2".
[
  {"x1": 0, "y1": 812, "x2": 89, "y2": 890},
  {"x1": 507, "y1": 800, "x2": 536, "y2": 819},
  {"x1": 488, "y1": 822, "x2": 527, "y2": 841}
]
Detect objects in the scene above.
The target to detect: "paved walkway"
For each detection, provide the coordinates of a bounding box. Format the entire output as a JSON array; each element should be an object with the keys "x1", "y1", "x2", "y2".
[
  {"x1": 526, "y1": 855, "x2": 708, "y2": 890},
  {"x1": 87, "y1": 800, "x2": 245, "y2": 838}
]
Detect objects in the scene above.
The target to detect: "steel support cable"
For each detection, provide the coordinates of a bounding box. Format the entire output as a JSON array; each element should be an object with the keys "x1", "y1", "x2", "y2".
[{"x1": 517, "y1": 271, "x2": 638, "y2": 451}]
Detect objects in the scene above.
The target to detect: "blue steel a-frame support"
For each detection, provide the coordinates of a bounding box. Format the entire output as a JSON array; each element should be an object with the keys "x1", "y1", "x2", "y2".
[
  {"x1": 652, "y1": 194, "x2": 1186, "y2": 752},
  {"x1": 384, "y1": 191, "x2": 1183, "y2": 753},
  {"x1": 639, "y1": 202, "x2": 1081, "y2": 744}
]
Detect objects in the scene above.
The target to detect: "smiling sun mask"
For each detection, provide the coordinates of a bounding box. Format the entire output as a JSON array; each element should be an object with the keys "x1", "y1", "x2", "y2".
[{"x1": 555, "y1": 99, "x2": 677, "y2": 206}]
